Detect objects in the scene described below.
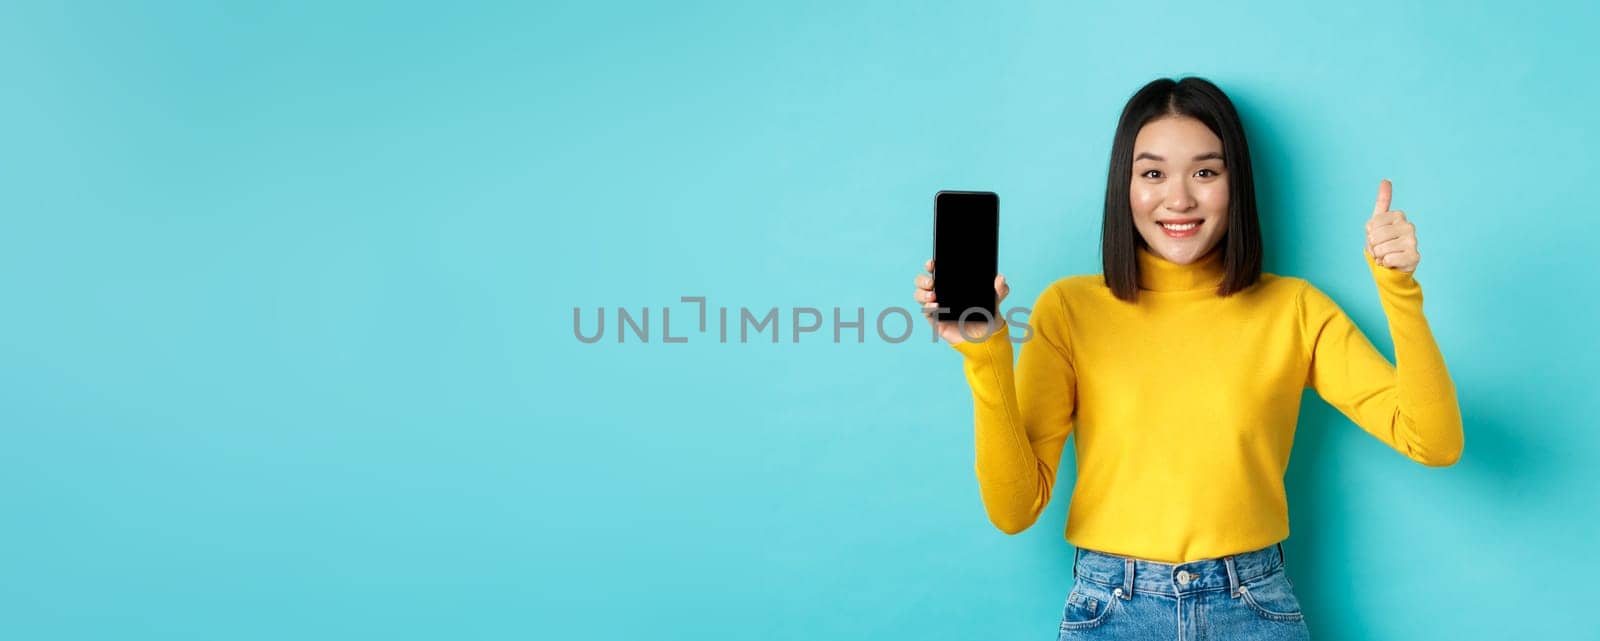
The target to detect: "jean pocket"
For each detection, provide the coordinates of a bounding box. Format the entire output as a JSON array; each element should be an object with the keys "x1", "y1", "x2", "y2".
[
  {"x1": 1237, "y1": 568, "x2": 1305, "y2": 623},
  {"x1": 1059, "y1": 579, "x2": 1121, "y2": 631}
]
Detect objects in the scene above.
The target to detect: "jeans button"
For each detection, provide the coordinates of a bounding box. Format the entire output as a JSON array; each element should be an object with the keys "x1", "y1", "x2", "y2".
[{"x1": 1176, "y1": 571, "x2": 1192, "y2": 585}]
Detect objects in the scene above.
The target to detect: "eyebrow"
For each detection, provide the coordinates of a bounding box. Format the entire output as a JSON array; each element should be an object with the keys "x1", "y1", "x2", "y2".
[{"x1": 1134, "y1": 151, "x2": 1225, "y2": 162}]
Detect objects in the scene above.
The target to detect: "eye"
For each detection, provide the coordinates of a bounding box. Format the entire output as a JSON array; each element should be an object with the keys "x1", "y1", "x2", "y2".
[
  {"x1": 1195, "y1": 168, "x2": 1220, "y2": 178},
  {"x1": 1140, "y1": 169, "x2": 1162, "y2": 179}
]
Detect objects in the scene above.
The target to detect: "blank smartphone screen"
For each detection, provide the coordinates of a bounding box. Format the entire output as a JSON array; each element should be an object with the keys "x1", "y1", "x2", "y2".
[{"x1": 933, "y1": 191, "x2": 998, "y2": 323}]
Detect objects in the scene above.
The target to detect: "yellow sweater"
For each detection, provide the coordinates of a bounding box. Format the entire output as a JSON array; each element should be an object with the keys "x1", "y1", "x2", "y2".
[{"x1": 951, "y1": 244, "x2": 1463, "y2": 563}]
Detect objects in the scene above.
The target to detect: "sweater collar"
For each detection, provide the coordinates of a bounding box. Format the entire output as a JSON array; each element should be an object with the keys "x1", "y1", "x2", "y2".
[{"x1": 1136, "y1": 244, "x2": 1226, "y2": 292}]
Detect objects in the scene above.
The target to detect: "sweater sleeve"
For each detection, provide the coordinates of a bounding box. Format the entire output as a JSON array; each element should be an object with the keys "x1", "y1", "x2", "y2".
[
  {"x1": 949, "y1": 284, "x2": 1077, "y2": 534},
  {"x1": 1299, "y1": 249, "x2": 1464, "y2": 467}
]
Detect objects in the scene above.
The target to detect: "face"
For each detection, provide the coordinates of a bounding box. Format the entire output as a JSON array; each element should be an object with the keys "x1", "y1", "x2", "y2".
[{"x1": 1129, "y1": 115, "x2": 1229, "y2": 264}]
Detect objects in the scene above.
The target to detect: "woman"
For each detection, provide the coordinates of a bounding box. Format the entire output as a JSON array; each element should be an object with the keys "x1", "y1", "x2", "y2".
[{"x1": 911, "y1": 77, "x2": 1462, "y2": 640}]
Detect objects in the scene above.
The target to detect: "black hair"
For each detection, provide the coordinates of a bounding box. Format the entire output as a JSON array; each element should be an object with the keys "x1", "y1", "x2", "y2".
[{"x1": 1101, "y1": 77, "x2": 1263, "y2": 302}]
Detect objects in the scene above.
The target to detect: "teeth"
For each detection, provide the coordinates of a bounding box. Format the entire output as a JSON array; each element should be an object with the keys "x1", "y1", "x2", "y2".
[{"x1": 1161, "y1": 222, "x2": 1199, "y2": 231}]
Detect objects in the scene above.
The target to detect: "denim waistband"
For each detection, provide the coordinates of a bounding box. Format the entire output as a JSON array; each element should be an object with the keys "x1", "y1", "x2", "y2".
[{"x1": 1072, "y1": 542, "x2": 1286, "y2": 597}]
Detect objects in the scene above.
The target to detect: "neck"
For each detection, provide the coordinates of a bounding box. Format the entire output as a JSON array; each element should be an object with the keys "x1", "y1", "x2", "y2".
[{"x1": 1136, "y1": 244, "x2": 1226, "y2": 292}]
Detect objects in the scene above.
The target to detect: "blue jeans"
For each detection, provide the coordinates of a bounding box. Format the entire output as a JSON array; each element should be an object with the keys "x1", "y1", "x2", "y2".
[{"x1": 1057, "y1": 542, "x2": 1311, "y2": 640}]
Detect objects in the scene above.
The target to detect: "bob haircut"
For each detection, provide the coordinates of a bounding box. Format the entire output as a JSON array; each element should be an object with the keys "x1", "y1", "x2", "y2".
[{"x1": 1101, "y1": 77, "x2": 1263, "y2": 303}]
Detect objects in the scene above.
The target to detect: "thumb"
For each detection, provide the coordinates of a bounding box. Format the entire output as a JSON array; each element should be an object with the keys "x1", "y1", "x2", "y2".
[{"x1": 1371, "y1": 179, "x2": 1393, "y2": 219}]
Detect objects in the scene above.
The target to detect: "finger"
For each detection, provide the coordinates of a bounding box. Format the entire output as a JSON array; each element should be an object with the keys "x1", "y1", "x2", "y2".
[
  {"x1": 1372, "y1": 219, "x2": 1414, "y2": 247},
  {"x1": 1370, "y1": 245, "x2": 1395, "y2": 265},
  {"x1": 1372, "y1": 179, "x2": 1392, "y2": 218},
  {"x1": 924, "y1": 258, "x2": 934, "y2": 273},
  {"x1": 1368, "y1": 223, "x2": 1406, "y2": 247},
  {"x1": 1367, "y1": 210, "x2": 1405, "y2": 233},
  {"x1": 915, "y1": 273, "x2": 933, "y2": 290},
  {"x1": 995, "y1": 274, "x2": 1010, "y2": 303},
  {"x1": 1365, "y1": 228, "x2": 1383, "y2": 258},
  {"x1": 1379, "y1": 250, "x2": 1418, "y2": 271},
  {"x1": 1372, "y1": 236, "x2": 1414, "y2": 257}
]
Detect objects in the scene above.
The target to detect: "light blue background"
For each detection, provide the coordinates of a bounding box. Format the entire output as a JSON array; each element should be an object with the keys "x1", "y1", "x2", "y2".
[{"x1": 2, "y1": 2, "x2": 1595, "y2": 639}]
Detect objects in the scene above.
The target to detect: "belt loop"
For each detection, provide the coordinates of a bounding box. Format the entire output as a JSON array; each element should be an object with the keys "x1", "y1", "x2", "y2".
[
  {"x1": 1072, "y1": 547, "x2": 1080, "y2": 577},
  {"x1": 1277, "y1": 542, "x2": 1286, "y2": 567},
  {"x1": 1224, "y1": 555, "x2": 1241, "y2": 598},
  {"x1": 1121, "y1": 557, "x2": 1134, "y2": 599}
]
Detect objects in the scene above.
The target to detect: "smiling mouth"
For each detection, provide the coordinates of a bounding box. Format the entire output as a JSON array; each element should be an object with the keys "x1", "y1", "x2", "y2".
[{"x1": 1158, "y1": 220, "x2": 1202, "y2": 231}]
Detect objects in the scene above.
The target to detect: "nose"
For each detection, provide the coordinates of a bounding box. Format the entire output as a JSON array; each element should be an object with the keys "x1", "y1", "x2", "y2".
[{"x1": 1165, "y1": 181, "x2": 1196, "y2": 212}]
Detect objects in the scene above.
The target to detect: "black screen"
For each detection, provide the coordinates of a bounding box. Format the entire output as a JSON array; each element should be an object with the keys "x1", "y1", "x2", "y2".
[{"x1": 932, "y1": 191, "x2": 998, "y2": 323}]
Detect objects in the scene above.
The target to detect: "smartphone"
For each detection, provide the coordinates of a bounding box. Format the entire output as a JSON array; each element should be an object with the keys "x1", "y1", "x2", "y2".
[{"x1": 932, "y1": 190, "x2": 999, "y2": 323}]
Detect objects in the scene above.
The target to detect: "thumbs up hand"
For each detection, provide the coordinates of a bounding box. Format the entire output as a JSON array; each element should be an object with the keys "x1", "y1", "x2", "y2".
[{"x1": 1366, "y1": 179, "x2": 1420, "y2": 273}]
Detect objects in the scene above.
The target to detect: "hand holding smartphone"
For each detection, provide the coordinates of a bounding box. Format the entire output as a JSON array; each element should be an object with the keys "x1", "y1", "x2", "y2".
[{"x1": 913, "y1": 190, "x2": 1009, "y2": 343}]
